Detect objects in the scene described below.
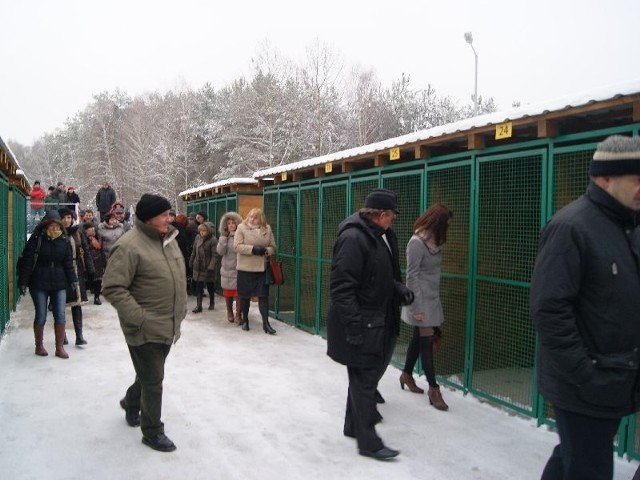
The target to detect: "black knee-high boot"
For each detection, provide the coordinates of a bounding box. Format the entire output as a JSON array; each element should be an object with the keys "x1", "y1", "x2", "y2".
[
  {"x1": 240, "y1": 297, "x2": 251, "y2": 331},
  {"x1": 192, "y1": 282, "x2": 203, "y2": 313},
  {"x1": 258, "y1": 297, "x2": 275, "y2": 335},
  {"x1": 206, "y1": 282, "x2": 215, "y2": 310},
  {"x1": 72, "y1": 306, "x2": 87, "y2": 345},
  {"x1": 93, "y1": 279, "x2": 102, "y2": 305}
]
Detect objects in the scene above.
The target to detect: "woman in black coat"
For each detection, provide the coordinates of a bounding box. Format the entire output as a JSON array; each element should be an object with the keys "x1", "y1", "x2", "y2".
[{"x1": 18, "y1": 212, "x2": 77, "y2": 359}]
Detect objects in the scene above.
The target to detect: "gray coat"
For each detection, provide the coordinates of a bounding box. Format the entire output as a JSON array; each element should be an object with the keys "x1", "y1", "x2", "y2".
[
  {"x1": 216, "y1": 212, "x2": 243, "y2": 290},
  {"x1": 189, "y1": 222, "x2": 218, "y2": 283},
  {"x1": 401, "y1": 235, "x2": 444, "y2": 327}
]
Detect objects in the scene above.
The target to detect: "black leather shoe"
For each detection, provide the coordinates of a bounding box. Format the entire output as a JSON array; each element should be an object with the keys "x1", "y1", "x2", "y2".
[
  {"x1": 359, "y1": 446, "x2": 400, "y2": 460},
  {"x1": 120, "y1": 399, "x2": 140, "y2": 427},
  {"x1": 142, "y1": 433, "x2": 176, "y2": 452},
  {"x1": 375, "y1": 390, "x2": 385, "y2": 404}
]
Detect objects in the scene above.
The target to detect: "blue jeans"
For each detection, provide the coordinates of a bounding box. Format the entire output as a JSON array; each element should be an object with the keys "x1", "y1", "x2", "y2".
[{"x1": 30, "y1": 288, "x2": 66, "y2": 326}]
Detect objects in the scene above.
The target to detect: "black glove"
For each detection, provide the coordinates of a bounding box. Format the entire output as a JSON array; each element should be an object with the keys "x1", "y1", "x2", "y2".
[
  {"x1": 395, "y1": 282, "x2": 415, "y2": 306},
  {"x1": 251, "y1": 245, "x2": 267, "y2": 256},
  {"x1": 19, "y1": 285, "x2": 27, "y2": 296}
]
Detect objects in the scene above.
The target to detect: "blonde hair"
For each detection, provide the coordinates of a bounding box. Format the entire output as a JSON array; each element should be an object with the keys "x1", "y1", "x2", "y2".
[{"x1": 243, "y1": 208, "x2": 268, "y2": 230}]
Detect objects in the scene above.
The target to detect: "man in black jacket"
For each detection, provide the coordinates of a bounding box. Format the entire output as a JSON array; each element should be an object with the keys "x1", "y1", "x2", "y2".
[
  {"x1": 326, "y1": 188, "x2": 414, "y2": 461},
  {"x1": 95, "y1": 181, "x2": 117, "y2": 222},
  {"x1": 531, "y1": 135, "x2": 640, "y2": 480}
]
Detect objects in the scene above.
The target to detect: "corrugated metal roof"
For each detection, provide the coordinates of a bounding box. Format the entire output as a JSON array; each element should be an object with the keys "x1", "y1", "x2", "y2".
[{"x1": 253, "y1": 78, "x2": 640, "y2": 178}]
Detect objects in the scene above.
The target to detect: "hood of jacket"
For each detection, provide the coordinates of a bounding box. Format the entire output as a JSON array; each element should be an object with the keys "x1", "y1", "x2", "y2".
[{"x1": 219, "y1": 211, "x2": 243, "y2": 236}]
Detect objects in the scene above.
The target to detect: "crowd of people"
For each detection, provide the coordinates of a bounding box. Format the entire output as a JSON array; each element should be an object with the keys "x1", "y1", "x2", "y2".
[{"x1": 17, "y1": 134, "x2": 640, "y2": 478}]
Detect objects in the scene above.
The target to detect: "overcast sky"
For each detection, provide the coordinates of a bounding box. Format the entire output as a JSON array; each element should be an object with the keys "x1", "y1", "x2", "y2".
[{"x1": 2, "y1": 0, "x2": 640, "y2": 146}]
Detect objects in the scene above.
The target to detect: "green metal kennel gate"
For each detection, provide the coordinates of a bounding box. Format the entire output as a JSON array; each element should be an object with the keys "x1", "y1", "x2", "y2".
[{"x1": 262, "y1": 124, "x2": 640, "y2": 459}]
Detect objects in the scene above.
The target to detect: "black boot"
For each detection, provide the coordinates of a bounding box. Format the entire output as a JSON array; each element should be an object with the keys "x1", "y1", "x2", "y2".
[
  {"x1": 263, "y1": 318, "x2": 276, "y2": 335},
  {"x1": 94, "y1": 280, "x2": 102, "y2": 305},
  {"x1": 192, "y1": 293, "x2": 203, "y2": 313},
  {"x1": 240, "y1": 298, "x2": 250, "y2": 330},
  {"x1": 207, "y1": 283, "x2": 215, "y2": 310},
  {"x1": 72, "y1": 306, "x2": 87, "y2": 345},
  {"x1": 258, "y1": 297, "x2": 275, "y2": 334}
]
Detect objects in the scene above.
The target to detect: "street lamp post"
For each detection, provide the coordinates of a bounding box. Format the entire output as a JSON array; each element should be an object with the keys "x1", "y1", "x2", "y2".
[{"x1": 464, "y1": 31, "x2": 478, "y2": 115}]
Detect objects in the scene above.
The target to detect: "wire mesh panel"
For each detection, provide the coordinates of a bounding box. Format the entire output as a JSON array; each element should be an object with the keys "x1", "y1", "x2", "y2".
[
  {"x1": 299, "y1": 187, "x2": 320, "y2": 332},
  {"x1": 382, "y1": 173, "x2": 423, "y2": 272},
  {"x1": 552, "y1": 148, "x2": 592, "y2": 213},
  {"x1": 11, "y1": 190, "x2": 27, "y2": 312},
  {"x1": 381, "y1": 173, "x2": 424, "y2": 369},
  {"x1": 273, "y1": 190, "x2": 297, "y2": 324},
  {"x1": 1, "y1": 178, "x2": 9, "y2": 335},
  {"x1": 350, "y1": 178, "x2": 379, "y2": 213},
  {"x1": 425, "y1": 162, "x2": 472, "y2": 389},
  {"x1": 471, "y1": 152, "x2": 543, "y2": 415},
  {"x1": 319, "y1": 182, "x2": 349, "y2": 336}
]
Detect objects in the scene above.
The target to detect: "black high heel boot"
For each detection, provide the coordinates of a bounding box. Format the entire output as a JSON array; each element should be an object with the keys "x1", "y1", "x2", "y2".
[
  {"x1": 263, "y1": 318, "x2": 276, "y2": 335},
  {"x1": 242, "y1": 316, "x2": 250, "y2": 331}
]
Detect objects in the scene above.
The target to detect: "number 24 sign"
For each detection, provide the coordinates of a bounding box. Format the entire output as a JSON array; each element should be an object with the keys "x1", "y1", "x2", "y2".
[{"x1": 495, "y1": 122, "x2": 512, "y2": 140}]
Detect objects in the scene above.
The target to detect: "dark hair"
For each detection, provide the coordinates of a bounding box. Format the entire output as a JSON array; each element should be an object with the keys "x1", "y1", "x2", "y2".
[
  {"x1": 413, "y1": 203, "x2": 453, "y2": 246},
  {"x1": 196, "y1": 211, "x2": 207, "y2": 221},
  {"x1": 82, "y1": 222, "x2": 96, "y2": 231}
]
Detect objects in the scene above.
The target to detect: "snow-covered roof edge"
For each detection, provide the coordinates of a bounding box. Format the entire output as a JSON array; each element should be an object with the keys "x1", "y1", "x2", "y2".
[
  {"x1": 253, "y1": 78, "x2": 640, "y2": 178},
  {"x1": 179, "y1": 177, "x2": 258, "y2": 197}
]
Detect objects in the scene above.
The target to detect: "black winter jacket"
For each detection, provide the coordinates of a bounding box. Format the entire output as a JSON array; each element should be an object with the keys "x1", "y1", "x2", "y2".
[
  {"x1": 531, "y1": 182, "x2": 640, "y2": 418},
  {"x1": 326, "y1": 212, "x2": 403, "y2": 368},
  {"x1": 18, "y1": 227, "x2": 77, "y2": 292}
]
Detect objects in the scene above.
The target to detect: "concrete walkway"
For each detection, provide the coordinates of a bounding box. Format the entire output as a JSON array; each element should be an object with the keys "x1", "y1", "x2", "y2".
[{"x1": 1, "y1": 296, "x2": 637, "y2": 480}]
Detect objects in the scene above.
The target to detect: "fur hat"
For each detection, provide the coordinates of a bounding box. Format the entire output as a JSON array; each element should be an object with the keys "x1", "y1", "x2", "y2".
[
  {"x1": 364, "y1": 188, "x2": 399, "y2": 213},
  {"x1": 135, "y1": 194, "x2": 172, "y2": 222},
  {"x1": 590, "y1": 135, "x2": 640, "y2": 176}
]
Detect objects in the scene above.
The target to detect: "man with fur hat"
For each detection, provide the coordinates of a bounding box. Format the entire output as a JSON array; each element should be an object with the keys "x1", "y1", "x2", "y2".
[
  {"x1": 326, "y1": 188, "x2": 414, "y2": 461},
  {"x1": 103, "y1": 193, "x2": 187, "y2": 453},
  {"x1": 531, "y1": 135, "x2": 640, "y2": 480}
]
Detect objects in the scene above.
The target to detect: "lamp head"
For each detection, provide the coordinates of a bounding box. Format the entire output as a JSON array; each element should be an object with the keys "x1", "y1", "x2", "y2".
[{"x1": 464, "y1": 32, "x2": 473, "y2": 45}]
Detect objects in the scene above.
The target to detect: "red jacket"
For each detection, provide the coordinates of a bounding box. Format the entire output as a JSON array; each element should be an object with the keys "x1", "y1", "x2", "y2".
[{"x1": 30, "y1": 186, "x2": 46, "y2": 209}]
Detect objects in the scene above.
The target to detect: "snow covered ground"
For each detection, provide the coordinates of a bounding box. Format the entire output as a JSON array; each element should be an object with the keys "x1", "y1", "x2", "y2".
[{"x1": 1, "y1": 296, "x2": 638, "y2": 480}]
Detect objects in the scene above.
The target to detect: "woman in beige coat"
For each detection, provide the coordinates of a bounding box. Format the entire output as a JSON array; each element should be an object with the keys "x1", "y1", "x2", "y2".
[
  {"x1": 399, "y1": 203, "x2": 452, "y2": 410},
  {"x1": 233, "y1": 208, "x2": 277, "y2": 334}
]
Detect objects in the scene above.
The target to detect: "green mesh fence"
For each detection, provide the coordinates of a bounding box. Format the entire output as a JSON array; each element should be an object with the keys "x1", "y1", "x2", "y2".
[
  {"x1": 318, "y1": 183, "x2": 348, "y2": 335},
  {"x1": 299, "y1": 187, "x2": 320, "y2": 332},
  {"x1": 1, "y1": 178, "x2": 9, "y2": 336},
  {"x1": 552, "y1": 148, "x2": 592, "y2": 212},
  {"x1": 425, "y1": 162, "x2": 473, "y2": 389},
  {"x1": 471, "y1": 152, "x2": 543, "y2": 414}
]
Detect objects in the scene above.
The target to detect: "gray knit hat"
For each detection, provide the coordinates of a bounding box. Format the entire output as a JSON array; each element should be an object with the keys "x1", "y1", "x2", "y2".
[{"x1": 590, "y1": 135, "x2": 640, "y2": 176}]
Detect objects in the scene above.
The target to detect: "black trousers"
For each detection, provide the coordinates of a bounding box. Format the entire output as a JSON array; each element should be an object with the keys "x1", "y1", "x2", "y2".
[
  {"x1": 541, "y1": 406, "x2": 621, "y2": 480},
  {"x1": 344, "y1": 364, "x2": 387, "y2": 452},
  {"x1": 125, "y1": 343, "x2": 172, "y2": 438}
]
